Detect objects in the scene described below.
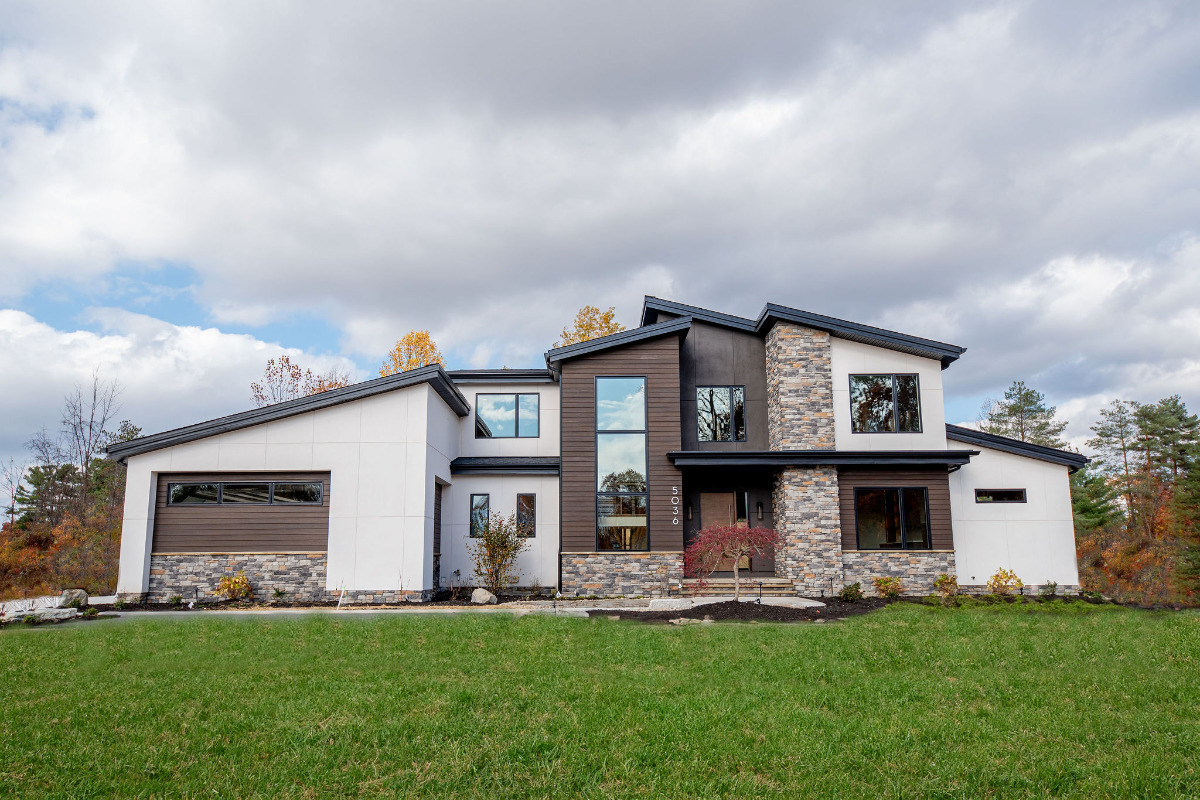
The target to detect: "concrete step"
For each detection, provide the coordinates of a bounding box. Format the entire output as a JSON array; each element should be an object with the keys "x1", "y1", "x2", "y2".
[{"x1": 681, "y1": 577, "x2": 796, "y2": 598}]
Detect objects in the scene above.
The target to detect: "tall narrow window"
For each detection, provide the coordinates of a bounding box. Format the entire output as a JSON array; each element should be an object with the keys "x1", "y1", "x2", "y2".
[
  {"x1": 469, "y1": 494, "x2": 489, "y2": 537},
  {"x1": 475, "y1": 394, "x2": 540, "y2": 438},
  {"x1": 854, "y1": 487, "x2": 930, "y2": 550},
  {"x1": 849, "y1": 374, "x2": 922, "y2": 433},
  {"x1": 517, "y1": 494, "x2": 536, "y2": 537},
  {"x1": 596, "y1": 377, "x2": 648, "y2": 551},
  {"x1": 696, "y1": 386, "x2": 746, "y2": 442}
]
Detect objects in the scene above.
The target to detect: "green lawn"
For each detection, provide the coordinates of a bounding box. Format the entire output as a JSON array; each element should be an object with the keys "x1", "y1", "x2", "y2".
[{"x1": 2, "y1": 603, "x2": 1198, "y2": 799}]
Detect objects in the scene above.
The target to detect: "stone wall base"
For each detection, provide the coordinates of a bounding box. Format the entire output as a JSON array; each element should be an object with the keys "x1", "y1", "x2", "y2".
[
  {"x1": 841, "y1": 551, "x2": 956, "y2": 596},
  {"x1": 561, "y1": 552, "x2": 684, "y2": 597},
  {"x1": 773, "y1": 466, "x2": 843, "y2": 595},
  {"x1": 148, "y1": 553, "x2": 328, "y2": 603}
]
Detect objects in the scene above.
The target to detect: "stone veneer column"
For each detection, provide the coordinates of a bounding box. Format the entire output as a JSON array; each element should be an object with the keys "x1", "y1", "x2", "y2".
[{"x1": 766, "y1": 322, "x2": 844, "y2": 594}]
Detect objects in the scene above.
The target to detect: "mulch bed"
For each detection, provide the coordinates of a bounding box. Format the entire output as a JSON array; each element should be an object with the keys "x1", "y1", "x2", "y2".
[{"x1": 589, "y1": 597, "x2": 894, "y2": 624}]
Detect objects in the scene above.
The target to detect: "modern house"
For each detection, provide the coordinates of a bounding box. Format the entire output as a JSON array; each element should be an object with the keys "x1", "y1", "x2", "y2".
[{"x1": 108, "y1": 297, "x2": 1087, "y2": 602}]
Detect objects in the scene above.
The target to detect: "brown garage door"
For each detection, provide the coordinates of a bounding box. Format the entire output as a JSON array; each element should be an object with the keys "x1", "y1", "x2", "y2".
[{"x1": 152, "y1": 472, "x2": 332, "y2": 553}]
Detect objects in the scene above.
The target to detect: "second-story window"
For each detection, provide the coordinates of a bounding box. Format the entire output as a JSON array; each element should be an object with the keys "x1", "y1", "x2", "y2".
[
  {"x1": 697, "y1": 386, "x2": 746, "y2": 442},
  {"x1": 849, "y1": 374, "x2": 922, "y2": 433},
  {"x1": 475, "y1": 393, "x2": 539, "y2": 438},
  {"x1": 596, "y1": 377, "x2": 648, "y2": 551}
]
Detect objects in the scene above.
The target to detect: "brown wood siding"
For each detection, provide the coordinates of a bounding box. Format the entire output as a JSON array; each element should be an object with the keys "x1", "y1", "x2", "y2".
[
  {"x1": 152, "y1": 471, "x2": 331, "y2": 553},
  {"x1": 838, "y1": 468, "x2": 953, "y2": 550},
  {"x1": 560, "y1": 336, "x2": 684, "y2": 552}
]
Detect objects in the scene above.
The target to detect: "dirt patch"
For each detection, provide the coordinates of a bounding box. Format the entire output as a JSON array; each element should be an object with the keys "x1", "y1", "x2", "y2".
[{"x1": 590, "y1": 597, "x2": 894, "y2": 624}]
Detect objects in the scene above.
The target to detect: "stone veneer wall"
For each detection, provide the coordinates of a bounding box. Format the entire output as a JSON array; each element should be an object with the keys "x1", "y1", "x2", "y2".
[
  {"x1": 842, "y1": 551, "x2": 956, "y2": 596},
  {"x1": 561, "y1": 553, "x2": 684, "y2": 597},
  {"x1": 772, "y1": 467, "x2": 844, "y2": 594},
  {"x1": 145, "y1": 554, "x2": 435, "y2": 604},
  {"x1": 765, "y1": 322, "x2": 835, "y2": 450}
]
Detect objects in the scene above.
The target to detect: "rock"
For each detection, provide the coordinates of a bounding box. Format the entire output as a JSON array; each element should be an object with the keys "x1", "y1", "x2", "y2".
[
  {"x1": 647, "y1": 598, "x2": 693, "y2": 611},
  {"x1": 32, "y1": 608, "x2": 79, "y2": 623},
  {"x1": 58, "y1": 589, "x2": 89, "y2": 609},
  {"x1": 471, "y1": 588, "x2": 498, "y2": 605}
]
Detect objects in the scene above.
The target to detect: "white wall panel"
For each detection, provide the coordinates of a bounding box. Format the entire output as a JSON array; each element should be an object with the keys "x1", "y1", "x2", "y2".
[{"x1": 830, "y1": 338, "x2": 947, "y2": 451}]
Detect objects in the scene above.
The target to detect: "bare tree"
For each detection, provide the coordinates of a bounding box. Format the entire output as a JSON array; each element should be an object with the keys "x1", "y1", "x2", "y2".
[
  {"x1": 61, "y1": 371, "x2": 122, "y2": 503},
  {"x1": 1, "y1": 457, "x2": 28, "y2": 527}
]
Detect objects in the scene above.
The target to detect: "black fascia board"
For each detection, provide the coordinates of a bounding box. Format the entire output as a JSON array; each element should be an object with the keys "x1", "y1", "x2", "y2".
[
  {"x1": 640, "y1": 296, "x2": 757, "y2": 331},
  {"x1": 667, "y1": 450, "x2": 977, "y2": 467},
  {"x1": 945, "y1": 424, "x2": 1089, "y2": 471},
  {"x1": 106, "y1": 365, "x2": 470, "y2": 462},
  {"x1": 545, "y1": 316, "x2": 692, "y2": 366},
  {"x1": 450, "y1": 456, "x2": 561, "y2": 475},
  {"x1": 448, "y1": 369, "x2": 558, "y2": 384}
]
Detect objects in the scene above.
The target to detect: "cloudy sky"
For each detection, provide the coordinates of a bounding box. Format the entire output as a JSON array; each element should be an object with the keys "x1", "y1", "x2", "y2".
[{"x1": 1, "y1": 0, "x2": 1198, "y2": 463}]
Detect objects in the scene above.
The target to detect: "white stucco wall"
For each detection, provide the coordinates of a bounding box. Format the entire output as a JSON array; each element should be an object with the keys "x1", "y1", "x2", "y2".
[
  {"x1": 948, "y1": 440, "x2": 1080, "y2": 588},
  {"x1": 116, "y1": 383, "x2": 458, "y2": 595},
  {"x1": 830, "y1": 338, "x2": 948, "y2": 451}
]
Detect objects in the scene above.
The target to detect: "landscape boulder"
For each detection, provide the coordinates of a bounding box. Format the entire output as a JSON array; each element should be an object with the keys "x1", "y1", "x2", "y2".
[
  {"x1": 471, "y1": 588, "x2": 498, "y2": 605},
  {"x1": 58, "y1": 589, "x2": 89, "y2": 609}
]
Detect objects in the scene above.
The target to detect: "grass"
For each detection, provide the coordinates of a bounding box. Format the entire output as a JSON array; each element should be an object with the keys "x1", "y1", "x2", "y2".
[{"x1": 1, "y1": 603, "x2": 1198, "y2": 799}]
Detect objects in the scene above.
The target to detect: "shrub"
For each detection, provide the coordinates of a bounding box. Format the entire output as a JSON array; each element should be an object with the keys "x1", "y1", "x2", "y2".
[
  {"x1": 112, "y1": 598, "x2": 127, "y2": 610},
  {"x1": 873, "y1": 576, "x2": 904, "y2": 598},
  {"x1": 683, "y1": 523, "x2": 783, "y2": 600},
  {"x1": 168, "y1": 595, "x2": 183, "y2": 607},
  {"x1": 215, "y1": 571, "x2": 253, "y2": 601},
  {"x1": 467, "y1": 513, "x2": 529, "y2": 596},
  {"x1": 933, "y1": 574, "x2": 959, "y2": 598},
  {"x1": 987, "y1": 567, "x2": 1024, "y2": 596},
  {"x1": 838, "y1": 582, "x2": 863, "y2": 602},
  {"x1": 272, "y1": 587, "x2": 287, "y2": 601},
  {"x1": 82, "y1": 606, "x2": 99, "y2": 617},
  {"x1": 1038, "y1": 581, "x2": 1058, "y2": 598}
]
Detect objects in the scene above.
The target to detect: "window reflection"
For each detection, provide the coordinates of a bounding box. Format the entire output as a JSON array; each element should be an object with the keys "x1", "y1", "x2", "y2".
[{"x1": 596, "y1": 378, "x2": 646, "y2": 431}]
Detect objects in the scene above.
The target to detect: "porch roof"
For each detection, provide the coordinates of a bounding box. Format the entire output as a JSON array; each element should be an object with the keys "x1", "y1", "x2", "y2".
[{"x1": 666, "y1": 450, "x2": 977, "y2": 468}]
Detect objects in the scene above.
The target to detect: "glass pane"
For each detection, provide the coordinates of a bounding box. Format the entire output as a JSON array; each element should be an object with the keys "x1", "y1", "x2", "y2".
[
  {"x1": 273, "y1": 483, "x2": 322, "y2": 504},
  {"x1": 475, "y1": 394, "x2": 516, "y2": 438},
  {"x1": 168, "y1": 483, "x2": 219, "y2": 504},
  {"x1": 736, "y1": 492, "x2": 748, "y2": 526},
  {"x1": 975, "y1": 488, "x2": 1026, "y2": 503},
  {"x1": 597, "y1": 378, "x2": 646, "y2": 431},
  {"x1": 597, "y1": 433, "x2": 647, "y2": 492},
  {"x1": 517, "y1": 494, "x2": 536, "y2": 537},
  {"x1": 222, "y1": 483, "x2": 271, "y2": 504},
  {"x1": 517, "y1": 394, "x2": 539, "y2": 438},
  {"x1": 696, "y1": 387, "x2": 731, "y2": 441},
  {"x1": 850, "y1": 375, "x2": 895, "y2": 433},
  {"x1": 895, "y1": 375, "x2": 921, "y2": 432},
  {"x1": 470, "y1": 494, "x2": 489, "y2": 537},
  {"x1": 597, "y1": 494, "x2": 648, "y2": 550},
  {"x1": 855, "y1": 488, "x2": 902, "y2": 549},
  {"x1": 902, "y1": 489, "x2": 929, "y2": 548},
  {"x1": 731, "y1": 387, "x2": 746, "y2": 441}
]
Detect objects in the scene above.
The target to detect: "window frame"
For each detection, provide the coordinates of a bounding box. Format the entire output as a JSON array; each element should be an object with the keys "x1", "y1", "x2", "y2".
[
  {"x1": 848, "y1": 373, "x2": 923, "y2": 434},
  {"x1": 473, "y1": 393, "x2": 541, "y2": 439},
  {"x1": 852, "y1": 486, "x2": 932, "y2": 550},
  {"x1": 974, "y1": 488, "x2": 1028, "y2": 504},
  {"x1": 517, "y1": 493, "x2": 536, "y2": 538},
  {"x1": 594, "y1": 375, "x2": 650, "y2": 552},
  {"x1": 469, "y1": 493, "x2": 490, "y2": 538},
  {"x1": 696, "y1": 385, "x2": 747, "y2": 443},
  {"x1": 165, "y1": 480, "x2": 323, "y2": 506}
]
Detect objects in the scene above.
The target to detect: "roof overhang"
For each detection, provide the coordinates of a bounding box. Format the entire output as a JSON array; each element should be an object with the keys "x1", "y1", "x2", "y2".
[
  {"x1": 945, "y1": 424, "x2": 1089, "y2": 472},
  {"x1": 545, "y1": 316, "x2": 692, "y2": 366},
  {"x1": 667, "y1": 450, "x2": 977, "y2": 468},
  {"x1": 106, "y1": 365, "x2": 470, "y2": 463},
  {"x1": 449, "y1": 457, "x2": 561, "y2": 475},
  {"x1": 448, "y1": 369, "x2": 558, "y2": 384}
]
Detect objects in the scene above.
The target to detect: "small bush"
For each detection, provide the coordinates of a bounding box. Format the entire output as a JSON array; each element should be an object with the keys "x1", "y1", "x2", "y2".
[
  {"x1": 82, "y1": 607, "x2": 99, "y2": 617},
  {"x1": 873, "y1": 576, "x2": 904, "y2": 599},
  {"x1": 272, "y1": 587, "x2": 287, "y2": 601},
  {"x1": 168, "y1": 595, "x2": 183, "y2": 607},
  {"x1": 933, "y1": 574, "x2": 959, "y2": 598},
  {"x1": 64, "y1": 597, "x2": 84, "y2": 609},
  {"x1": 1038, "y1": 581, "x2": 1058, "y2": 598},
  {"x1": 838, "y1": 582, "x2": 864, "y2": 602},
  {"x1": 987, "y1": 568, "x2": 1024, "y2": 596},
  {"x1": 215, "y1": 571, "x2": 253, "y2": 601},
  {"x1": 112, "y1": 598, "x2": 127, "y2": 610}
]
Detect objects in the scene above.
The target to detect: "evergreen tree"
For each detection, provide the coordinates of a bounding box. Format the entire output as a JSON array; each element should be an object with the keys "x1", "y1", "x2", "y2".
[
  {"x1": 1087, "y1": 399, "x2": 1140, "y2": 533},
  {"x1": 981, "y1": 380, "x2": 1069, "y2": 448},
  {"x1": 1070, "y1": 464, "x2": 1120, "y2": 535},
  {"x1": 1171, "y1": 462, "x2": 1200, "y2": 598}
]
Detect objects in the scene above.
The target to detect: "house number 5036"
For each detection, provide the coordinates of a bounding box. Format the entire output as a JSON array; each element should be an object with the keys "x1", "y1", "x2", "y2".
[{"x1": 671, "y1": 486, "x2": 680, "y2": 525}]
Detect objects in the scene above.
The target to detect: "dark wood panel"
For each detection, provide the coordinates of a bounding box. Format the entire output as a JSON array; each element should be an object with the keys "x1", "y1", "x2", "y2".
[
  {"x1": 152, "y1": 472, "x2": 331, "y2": 553},
  {"x1": 560, "y1": 336, "x2": 684, "y2": 552},
  {"x1": 837, "y1": 468, "x2": 953, "y2": 550}
]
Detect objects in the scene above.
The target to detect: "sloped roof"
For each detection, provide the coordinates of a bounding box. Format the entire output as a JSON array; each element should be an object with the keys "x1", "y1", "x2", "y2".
[
  {"x1": 945, "y1": 424, "x2": 1089, "y2": 471},
  {"x1": 544, "y1": 316, "x2": 692, "y2": 366}
]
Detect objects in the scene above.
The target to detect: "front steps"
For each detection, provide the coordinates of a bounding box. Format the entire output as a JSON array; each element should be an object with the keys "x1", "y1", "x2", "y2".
[{"x1": 681, "y1": 577, "x2": 796, "y2": 598}]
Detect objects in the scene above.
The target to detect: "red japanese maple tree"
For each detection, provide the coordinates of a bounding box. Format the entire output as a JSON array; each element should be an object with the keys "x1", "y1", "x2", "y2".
[{"x1": 683, "y1": 523, "x2": 782, "y2": 601}]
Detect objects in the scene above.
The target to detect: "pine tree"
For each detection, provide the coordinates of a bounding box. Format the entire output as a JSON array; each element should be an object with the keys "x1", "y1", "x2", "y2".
[
  {"x1": 981, "y1": 380, "x2": 1069, "y2": 448},
  {"x1": 1070, "y1": 464, "x2": 1120, "y2": 535}
]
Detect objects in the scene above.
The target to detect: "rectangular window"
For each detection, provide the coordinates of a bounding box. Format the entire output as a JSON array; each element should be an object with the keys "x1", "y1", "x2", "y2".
[
  {"x1": 697, "y1": 386, "x2": 746, "y2": 442},
  {"x1": 855, "y1": 487, "x2": 931, "y2": 550},
  {"x1": 596, "y1": 376, "x2": 649, "y2": 551},
  {"x1": 272, "y1": 483, "x2": 322, "y2": 504},
  {"x1": 849, "y1": 374, "x2": 922, "y2": 433},
  {"x1": 167, "y1": 483, "x2": 220, "y2": 504},
  {"x1": 517, "y1": 494, "x2": 536, "y2": 537},
  {"x1": 165, "y1": 481, "x2": 322, "y2": 505},
  {"x1": 975, "y1": 488, "x2": 1027, "y2": 503},
  {"x1": 469, "y1": 494, "x2": 489, "y2": 537},
  {"x1": 475, "y1": 394, "x2": 539, "y2": 438},
  {"x1": 221, "y1": 483, "x2": 271, "y2": 504}
]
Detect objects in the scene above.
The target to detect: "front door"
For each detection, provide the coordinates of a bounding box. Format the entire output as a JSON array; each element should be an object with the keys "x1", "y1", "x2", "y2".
[{"x1": 699, "y1": 491, "x2": 750, "y2": 571}]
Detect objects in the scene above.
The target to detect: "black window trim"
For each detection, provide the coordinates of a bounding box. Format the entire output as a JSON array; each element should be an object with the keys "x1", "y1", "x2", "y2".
[
  {"x1": 695, "y1": 384, "x2": 747, "y2": 443},
  {"x1": 469, "y1": 493, "x2": 490, "y2": 538},
  {"x1": 595, "y1": 375, "x2": 651, "y2": 552},
  {"x1": 853, "y1": 486, "x2": 932, "y2": 550},
  {"x1": 165, "y1": 480, "x2": 323, "y2": 506},
  {"x1": 474, "y1": 392, "x2": 541, "y2": 439},
  {"x1": 849, "y1": 373, "x2": 923, "y2": 434},
  {"x1": 517, "y1": 493, "x2": 536, "y2": 538},
  {"x1": 974, "y1": 488, "x2": 1028, "y2": 504}
]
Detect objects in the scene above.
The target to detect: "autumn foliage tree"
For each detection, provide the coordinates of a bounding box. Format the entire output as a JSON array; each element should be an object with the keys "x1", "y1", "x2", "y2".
[
  {"x1": 467, "y1": 512, "x2": 528, "y2": 596},
  {"x1": 379, "y1": 330, "x2": 445, "y2": 377},
  {"x1": 251, "y1": 355, "x2": 351, "y2": 407},
  {"x1": 683, "y1": 523, "x2": 782, "y2": 601},
  {"x1": 555, "y1": 305, "x2": 625, "y2": 348}
]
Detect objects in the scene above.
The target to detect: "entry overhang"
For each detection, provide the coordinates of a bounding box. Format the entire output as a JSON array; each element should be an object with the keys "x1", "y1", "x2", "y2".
[{"x1": 666, "y1": 450, "x2": 978, "y2": 468}]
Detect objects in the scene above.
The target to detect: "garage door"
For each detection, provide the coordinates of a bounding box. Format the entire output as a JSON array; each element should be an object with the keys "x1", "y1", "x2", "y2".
[{"x1": 151, "y1": 472, "x2": 332, "y2": 553}]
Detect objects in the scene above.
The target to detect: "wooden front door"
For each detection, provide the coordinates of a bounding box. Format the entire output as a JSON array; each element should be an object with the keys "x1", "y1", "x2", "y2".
[{"x1": 699, "y1": 491, "x2": 750, "y2": 571}]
